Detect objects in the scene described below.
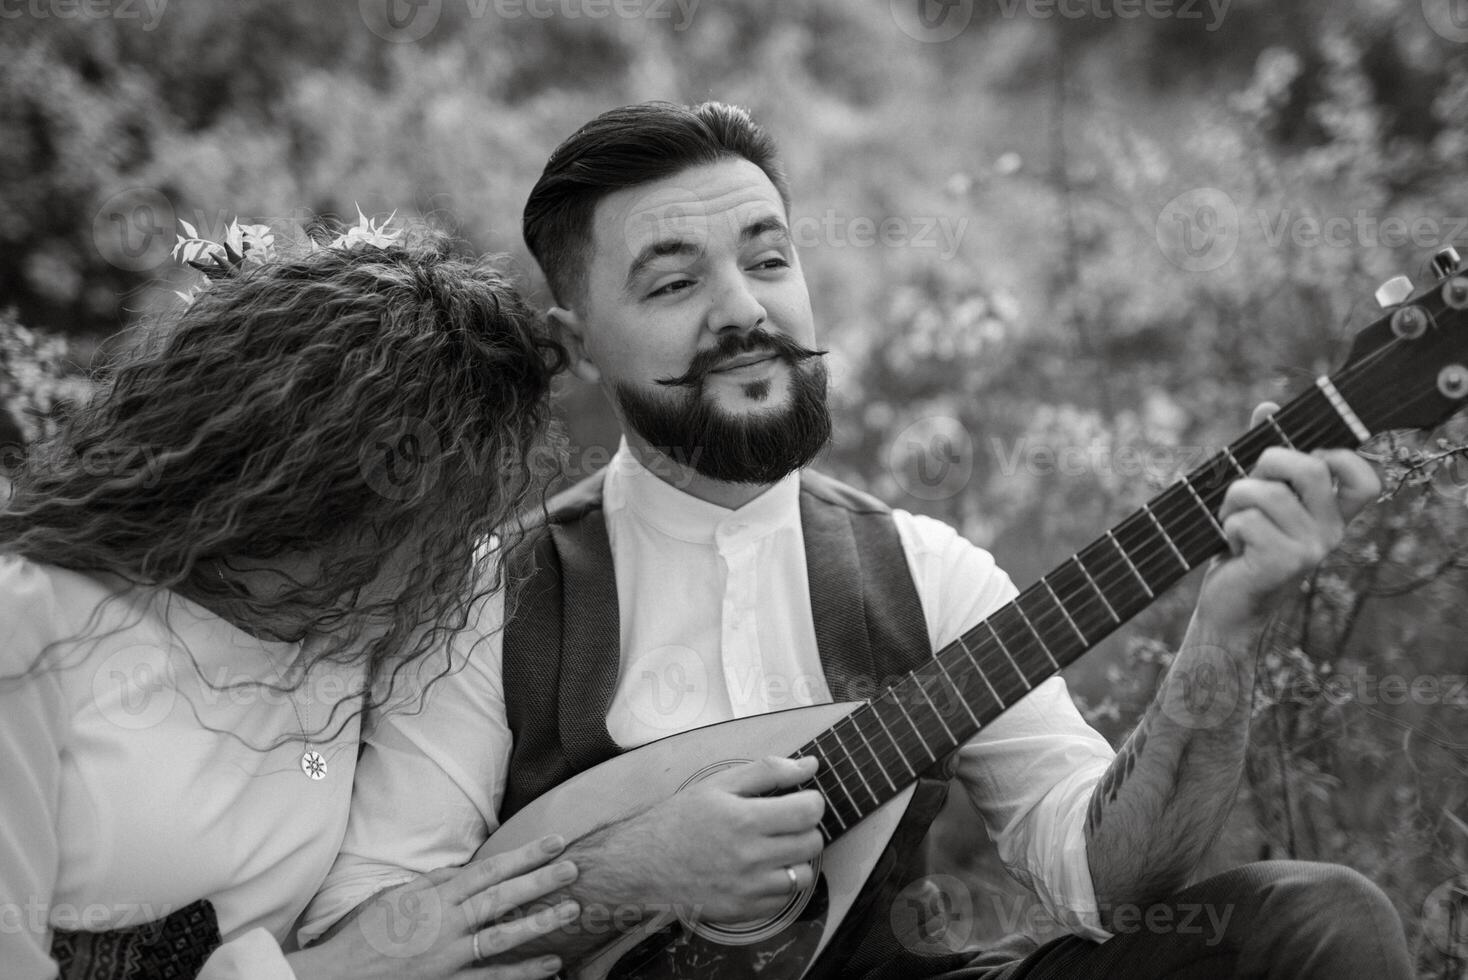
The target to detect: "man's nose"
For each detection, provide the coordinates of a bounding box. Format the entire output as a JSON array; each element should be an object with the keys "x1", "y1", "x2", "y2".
[{"x1": 706, "y1": 276, "x2": 768, "y2": 336}]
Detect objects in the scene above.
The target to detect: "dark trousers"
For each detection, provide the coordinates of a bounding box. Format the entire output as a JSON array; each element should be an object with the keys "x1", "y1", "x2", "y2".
[{"x1": 861, "y1": 861, "x2": 1414, "y2": 980}]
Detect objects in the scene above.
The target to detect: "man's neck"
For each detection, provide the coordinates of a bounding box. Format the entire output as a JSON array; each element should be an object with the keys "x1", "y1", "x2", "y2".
[{"x1": 623, "y1": 437, "x2": 776, "y2": 511}]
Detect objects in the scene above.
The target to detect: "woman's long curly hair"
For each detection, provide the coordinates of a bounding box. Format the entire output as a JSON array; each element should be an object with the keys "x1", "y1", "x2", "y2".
[{"x1": 0, "y1": 229, "x2": 564, "y2": 744}]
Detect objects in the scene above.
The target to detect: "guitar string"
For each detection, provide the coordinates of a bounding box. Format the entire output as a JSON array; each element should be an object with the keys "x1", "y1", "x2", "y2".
[{"x1": 808, "y1": 325, "x2": 1464, "y2": 827}]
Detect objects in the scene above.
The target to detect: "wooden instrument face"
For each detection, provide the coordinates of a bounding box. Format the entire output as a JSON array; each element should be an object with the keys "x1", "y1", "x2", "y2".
[{"x1": 481, "y1": 253, "x2": 1468, "y2": 979}]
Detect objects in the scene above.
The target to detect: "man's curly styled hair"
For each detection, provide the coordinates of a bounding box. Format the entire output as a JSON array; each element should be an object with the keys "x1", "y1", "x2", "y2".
[{"x1": 0, "y1": 229, "x2": 564, "y2": 742}]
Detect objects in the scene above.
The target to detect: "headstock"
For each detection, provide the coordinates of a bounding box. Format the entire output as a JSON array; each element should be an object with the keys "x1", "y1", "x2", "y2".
[{"x1": 1337, "y1": 246, "x2": 1468, "y2": 436}]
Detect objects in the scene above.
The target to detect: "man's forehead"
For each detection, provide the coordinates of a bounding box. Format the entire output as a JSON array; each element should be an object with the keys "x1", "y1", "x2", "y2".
[{"x1": 591, "y1": 160, "x2": 787, "y2": 263}]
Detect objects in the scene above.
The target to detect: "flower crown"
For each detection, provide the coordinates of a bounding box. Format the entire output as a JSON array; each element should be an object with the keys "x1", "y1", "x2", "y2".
[{"x1": 171, "y1": 206, "x2": 401, "y2": 304}]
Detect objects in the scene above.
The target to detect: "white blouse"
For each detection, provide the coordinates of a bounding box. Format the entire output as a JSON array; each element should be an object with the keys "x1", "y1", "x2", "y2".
[{"x1": 0, "y1": 554, "x2": 363, "y2": 979}]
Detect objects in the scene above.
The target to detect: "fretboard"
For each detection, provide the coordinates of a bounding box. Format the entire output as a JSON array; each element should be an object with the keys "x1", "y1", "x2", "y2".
[{"x1": 799, "y1": 383, "x2": 1361, "y2": 842}]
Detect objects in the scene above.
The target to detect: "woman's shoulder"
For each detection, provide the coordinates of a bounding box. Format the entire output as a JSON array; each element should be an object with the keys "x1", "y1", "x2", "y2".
[{"x1": 0, "y1": 553, "x2": 119, "y2": 674}]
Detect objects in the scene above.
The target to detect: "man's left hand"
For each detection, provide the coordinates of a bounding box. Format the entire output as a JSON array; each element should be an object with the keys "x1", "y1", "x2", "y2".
[{"x1": 1195, "y1": 401, "x2": 1381, "y2": 631}]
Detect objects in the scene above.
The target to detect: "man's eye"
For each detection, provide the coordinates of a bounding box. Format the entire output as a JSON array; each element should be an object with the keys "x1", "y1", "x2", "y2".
[
  {"x1": 753, "y1": 256, "x2": 789, "y2": 271},
  {"x1": 648, "y1": 278, "x2": 694, "y2": 298}
]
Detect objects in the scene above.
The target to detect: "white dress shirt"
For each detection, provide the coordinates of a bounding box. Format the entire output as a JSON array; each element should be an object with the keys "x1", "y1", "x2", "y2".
[
  {"x1": 0, "y1": 555, "x2": 362, "y2": 980},
  {"x1": 304, "y1": 444, "x2": 1116, "y2": 943}
]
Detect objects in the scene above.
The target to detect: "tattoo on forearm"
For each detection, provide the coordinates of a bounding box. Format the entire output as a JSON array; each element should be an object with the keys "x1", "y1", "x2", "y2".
[{"x1": 1086, "y1": 700, "x2": 1157, "y2": 834}]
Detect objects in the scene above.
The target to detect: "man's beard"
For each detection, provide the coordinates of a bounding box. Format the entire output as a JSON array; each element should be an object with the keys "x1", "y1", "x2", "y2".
[{"x1": 614, "y1": 329, "x2": 832, "y2": 485}]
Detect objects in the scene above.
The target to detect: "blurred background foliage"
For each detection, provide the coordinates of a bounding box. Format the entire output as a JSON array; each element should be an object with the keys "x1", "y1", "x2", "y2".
[{"x1": 5, "y1": 0, "x2": 1468, "y2": 972}]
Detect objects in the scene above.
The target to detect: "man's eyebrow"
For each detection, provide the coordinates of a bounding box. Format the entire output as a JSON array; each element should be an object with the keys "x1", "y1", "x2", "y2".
[
  {"x1": 623, "y1": 238, "x2": 701, "y2": 293},
  {"x1": 741, "y1": 215, "x2": 790, "y2": 245}
]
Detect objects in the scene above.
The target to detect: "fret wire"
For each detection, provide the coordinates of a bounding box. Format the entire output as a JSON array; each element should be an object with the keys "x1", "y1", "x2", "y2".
[
  {"x1": 1073, "y1": 554, "x2": 1121, "y2": 624},
  {"x1": 1180, "y1": 478, "x2": 1227, "y2": 541},
  {"x1": 956, "y1": 633, "x2": 1006, "y2": 708},
  {"x1": 893, "y1": 694, "x2": 936, "y2": 762},
  {"x1": 871, "y1": 695, "x2": 918, "y2": 778},
  {"x1": 813, "y1": 734, "x2": 865, "y2": 817},
  {"x1": 934, "y1": 655, "x2": 984, "y2": 729},
  {"x1": 1013, "y1": 600, "x2": 1062, "y2": 671},
  {"x1": 914, "y1": 675, "x2": 958, "y2": 744},
  {"x1": 1222, "y1": 446, "x2": 1249, "y2": 479},
  {"x1": 816, "y1": 780, "x2": 849, "y2": 833},
  {"x1": 1265, "y1": 414, "x2": 1297, "y2": 449},
  {"x1": 1141, "y1": 501, "x2": 1189, "y2": 570},
  {"x1": 1042, "y1": 576, "x2": 1089, "y2": 646},
  {"x1": 830, "y1": 722, "x2": 881, "y2": 806},
  {"x1": 843, "y1": 711, "x2": 896, "y2": 794},
  {"x1": 985, "y1": 620, "x2": 1033, "y2": 690},
  {"x1": 1106, "y1": 529, "x2": 1155, "y2": 598}
]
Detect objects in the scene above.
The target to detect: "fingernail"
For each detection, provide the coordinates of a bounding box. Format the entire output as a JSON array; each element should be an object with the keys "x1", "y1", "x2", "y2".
[
  {"x1": 541, "y1": 834, "x2": 566, "y2": 854},
  {"x1": 539, "y1": 956, "x2": 562, "y2": 973},
  {"x1": 558, "y1": 899, "x2": 580, "y2": 919},
  {"x1": 555, "y1": 860, "x2": 577, "y2": 883},
  {"x1": 798, "y1": 755, "x2": 818, "y2": 771}
]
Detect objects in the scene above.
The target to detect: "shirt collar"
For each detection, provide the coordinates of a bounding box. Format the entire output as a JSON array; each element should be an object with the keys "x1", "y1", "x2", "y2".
[{"x1": 602, "y1": 437, "x2": 801, "y2": 545}]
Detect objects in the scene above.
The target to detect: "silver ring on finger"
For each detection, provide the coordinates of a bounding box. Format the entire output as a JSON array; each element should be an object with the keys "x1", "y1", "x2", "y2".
[
  {"x1": 785, "y1": 865, "x2": 799, "y2": 895},
  {"x1": 472, "y1": 930, "x2": 482, "y2": 963}
]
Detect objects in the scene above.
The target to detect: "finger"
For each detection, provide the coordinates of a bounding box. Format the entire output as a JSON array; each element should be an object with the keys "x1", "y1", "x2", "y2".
[
  {"x1": 763, "y1": 828, "x2": 825, "y2": 866},
  {"x1": 1249, "y1": 448, "x2": 1339, "y2": 528},
  {"x1": 1221, "y1": 507, "x2": 1282, "y2": 559},
  {"x1": 469, "y1": 900, "x2": 580, "y2": 962},
  {"x1": 714, "y1": 755, "x2": 819, "y2": 796},
  {"x1": 746, "y1": 791, "x2": 826, "y2": 835},
  {"x1": 1315, "y1": 448, "x2": 1381, "y2": 521},
  {"x1": 1219, "y1": 478, "x2": 1316, "y2": 543},
  {"x1": 443, "y1": 835, "x2": 566, "y2": 907},
  {"x1": 463, "y1": 860, "x2": 578, "y2": 928},
  {"x1": 470, "y1": 955, "x2": 563, "y2": 979},
  {"x1": 754, "y1": 861, "x2": 814, "y2": 897},
  {"x1": 1250, "y1": 401, "x2": 1281, "y2": 428}
]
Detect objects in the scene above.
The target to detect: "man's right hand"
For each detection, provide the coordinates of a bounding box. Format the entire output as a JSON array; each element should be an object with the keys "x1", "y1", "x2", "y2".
[{"x1": 613, "y1": 755, "x2": 826, "y2": 923}]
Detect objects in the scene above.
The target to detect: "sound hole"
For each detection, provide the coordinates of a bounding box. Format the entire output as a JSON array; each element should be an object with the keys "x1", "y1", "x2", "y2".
[
  {"x1": 607, "y1": 872, "x2": 829, "y2": 980},
  {"x1": 674, "y1": 760, "x2": 823, "y2": 944}
]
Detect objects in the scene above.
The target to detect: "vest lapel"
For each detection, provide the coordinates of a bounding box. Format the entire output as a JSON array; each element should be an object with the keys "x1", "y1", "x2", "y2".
[
  {"x1": 552, "y1": 501, "x2": 625, "y2": 770},
  {"x1": 800, "y1": 477, "x2": 877, "y2": 702}
]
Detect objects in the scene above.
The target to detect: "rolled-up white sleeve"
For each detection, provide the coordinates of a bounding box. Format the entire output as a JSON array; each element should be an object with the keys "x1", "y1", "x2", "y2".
[
  {"x1": 893, "y1": 511, "x2": 1115, "y2": 941},
  {"x1": 298, "y1": 590, "x2": 511, "y2": 944}
]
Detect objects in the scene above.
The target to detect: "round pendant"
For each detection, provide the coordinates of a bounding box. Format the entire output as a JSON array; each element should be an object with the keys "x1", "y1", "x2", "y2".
[{"x1": 301, "y1": 750, "x2": 328, "y2": 780}]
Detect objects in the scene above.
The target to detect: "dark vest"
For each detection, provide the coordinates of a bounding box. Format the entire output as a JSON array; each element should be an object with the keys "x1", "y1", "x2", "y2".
[
  {"x1": 499, "y1": 466, "x2": 975, "y2": 978},
  {"x1": 499, "y1": 466, "x2": 936, "y2": 820}
]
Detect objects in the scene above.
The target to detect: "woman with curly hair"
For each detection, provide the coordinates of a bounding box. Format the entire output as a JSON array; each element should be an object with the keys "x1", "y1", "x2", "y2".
[{"x1": 0, "y1": 228, "x2": 575, "y2": 979}]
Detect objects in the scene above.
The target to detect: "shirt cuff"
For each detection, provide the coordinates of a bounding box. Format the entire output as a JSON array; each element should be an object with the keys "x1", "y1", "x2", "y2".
[
  {"x1": 1014, "y1": 766, "x2": 1113, "y2": 943},
  {"x1": 198, "y1": 927, "x2": 297, "y2": 980}
]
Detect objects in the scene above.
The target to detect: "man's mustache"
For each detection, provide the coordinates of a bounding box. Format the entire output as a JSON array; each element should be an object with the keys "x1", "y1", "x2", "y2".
[{"x1": 655, "y1": 329, "x2": 827, "y2": 389}]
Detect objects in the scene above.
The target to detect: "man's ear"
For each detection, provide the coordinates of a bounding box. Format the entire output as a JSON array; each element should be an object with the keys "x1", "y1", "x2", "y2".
[{"x1": 547, "y1": 305, "x2": 601, "y2": 385}]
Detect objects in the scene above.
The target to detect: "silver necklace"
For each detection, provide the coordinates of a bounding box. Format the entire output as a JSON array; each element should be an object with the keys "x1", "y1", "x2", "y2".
[{"x1": 218, "y1": 564, "x2": 327, "y2": 780}]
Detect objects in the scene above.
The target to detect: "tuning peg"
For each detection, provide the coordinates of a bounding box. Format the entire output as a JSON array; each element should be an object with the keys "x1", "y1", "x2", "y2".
[
  {"x1": 1375, "y1": 275, "x2": 1414, "y2": 308},
  {"x1": 1432, "y1": 246, "x2": 1463, "y2": 278}
]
